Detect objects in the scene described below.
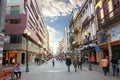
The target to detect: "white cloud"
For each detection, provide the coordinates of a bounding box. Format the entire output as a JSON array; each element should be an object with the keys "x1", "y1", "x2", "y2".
[
  {"x1": 40, "y1": 0, "x2": 83, "y2": 17},
  {"x1": 47, "y1": 25, "x2": 63, "y2": 54}
]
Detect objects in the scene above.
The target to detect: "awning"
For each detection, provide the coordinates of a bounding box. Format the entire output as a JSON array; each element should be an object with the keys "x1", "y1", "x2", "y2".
[{"x1": 78, "y1": 43, "x2": 96, "y2": 51}]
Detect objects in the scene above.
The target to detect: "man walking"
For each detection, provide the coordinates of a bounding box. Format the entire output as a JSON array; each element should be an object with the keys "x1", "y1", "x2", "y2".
[{"x1": 65, "y1": 55, "x2": 72, "y2": 72}]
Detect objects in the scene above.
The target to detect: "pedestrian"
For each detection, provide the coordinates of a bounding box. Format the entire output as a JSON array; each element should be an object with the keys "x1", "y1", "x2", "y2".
[
  {"x1": 65, "y1": 55, "x2": 72, "y2": 72},
  {"x1": 78, "y1": 56, "x2": 82, "y2": 70},
  {"x1": 13, "y1": 63, "x2": 21, "y2": 79},
  {"x1": 72, "y1": 56, "x2": 78, "y2": 72},
  {"x1": 111, "y1": 56, "x2": 118, "y2": 76},
  {"x1": 101, "y1": 56, "x2": 108, "y2": 76},
  {"x1": 106, "y1": 56, "x2": 110, "y2": 73},
  {"x1": 52, "y1": 57, "x2": 55, "y2": 67}
]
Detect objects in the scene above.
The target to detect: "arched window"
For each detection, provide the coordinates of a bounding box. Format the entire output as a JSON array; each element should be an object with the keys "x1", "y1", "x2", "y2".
[
  {"x1": 96, "y1": 7, "x2": 101, "y2": 28},
  {"x1": 103, "y1": 0, "x2": 109, "y2": 22},
  {"x1": 112, "y1": 0, "x2": 120, "y2": 15}
]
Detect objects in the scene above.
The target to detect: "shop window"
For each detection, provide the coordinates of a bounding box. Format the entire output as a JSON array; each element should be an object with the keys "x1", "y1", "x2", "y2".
[{"x1": 112, "y1": 46, "x2": 120, "y2": 59}]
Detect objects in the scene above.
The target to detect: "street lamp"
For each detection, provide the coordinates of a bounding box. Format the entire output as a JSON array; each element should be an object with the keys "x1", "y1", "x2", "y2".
[{"x1": 24, "y1": 29, "x2": 31, "y2": 72}]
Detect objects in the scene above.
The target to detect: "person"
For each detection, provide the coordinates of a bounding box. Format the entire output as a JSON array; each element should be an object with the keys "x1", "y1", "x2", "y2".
[
  {"x1": 5, "y1": 58, "x2": 9, "y2": 66},
  {"x1": 111, "y1": 56, "x2": 118, "y2": 76},
  {"x1": 73, "y1": 56, "x2": 78, "y2": 72},
  {"x1": 101, "y1": 56, "x2": 108, "y2": 76},
  {"x1": 106, "y1": 56, "x2": 110, "y2": 73},
  {"x1": 13, "y1": 63, "x2": 21, "y2": 79},
  {"x1": 12, "y1": 58, "x2": 16, "y2": 64},
  {"x1": 65, "y1": 55, "x2": 72, "y2": 72},
  {"x1": 77, "y1": 56, "x2": 82, "y2": 70},
  {"x1": 52, "y1": 57, "x2": 55, "y2": 67}
]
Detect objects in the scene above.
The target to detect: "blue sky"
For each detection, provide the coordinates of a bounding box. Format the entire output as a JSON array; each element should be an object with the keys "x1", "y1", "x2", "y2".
[{"x1": 40, "y1": 0, "x2": 83, "y2": 54}]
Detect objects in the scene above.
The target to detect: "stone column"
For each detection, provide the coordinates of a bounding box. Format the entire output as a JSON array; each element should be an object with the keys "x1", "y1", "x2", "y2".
[{"x1": 17, "y1": 51, "x2": 22, "y2": 64}]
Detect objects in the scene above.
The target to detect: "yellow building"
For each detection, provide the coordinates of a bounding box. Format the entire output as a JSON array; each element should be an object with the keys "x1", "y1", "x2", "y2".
[
  {"x1": 95, "y1": 0, "x2": 120, "y2": 63},
  {"x1": 46, "y1": 29, "x2": 49, "y2": 52},
  {"x1": 72, "y1": 10, "x2": 82, "y2": 56}
]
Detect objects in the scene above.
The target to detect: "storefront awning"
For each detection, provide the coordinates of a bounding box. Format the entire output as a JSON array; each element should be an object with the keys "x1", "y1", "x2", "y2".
[{"x1": 78, "y1": 43, "x2": 96, "y2": 51}]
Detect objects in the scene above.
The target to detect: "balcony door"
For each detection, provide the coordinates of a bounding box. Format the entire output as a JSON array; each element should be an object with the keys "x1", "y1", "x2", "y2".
[{"x1": 103, "y1": 0, "x2": 109, "y2": 22}]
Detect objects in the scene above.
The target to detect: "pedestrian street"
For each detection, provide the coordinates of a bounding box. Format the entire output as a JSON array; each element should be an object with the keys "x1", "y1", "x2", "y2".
[{"x1": 21, "y1": 60, "x2": 120, "y2": 80}]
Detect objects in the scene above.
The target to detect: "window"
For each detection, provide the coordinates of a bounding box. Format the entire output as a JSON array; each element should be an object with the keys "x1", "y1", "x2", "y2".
[
  {"x1": 10, "y1": 35, "x2": 22, "y2": 43},
  {"x1": 10, "y1": 19, "x2": 21, "y2": 24},
  {"x1": 96, "y1": 0, "x2": 99, "y2": 4},
  {"x1": 96, "y1": 7, "x2": 101, "y2": 27},
  {"x1": 7, "y1": 0, "x2": 20, "y2": 2},
  {"x1": 103, "y1": 0, "x2": 109, "y2": 21},
  {"x1": 112, "y1": 0, "x2": 120, "y2": 15},
  {"x1": 10, "y1": 5, "x2": 20, "y2": 14}
]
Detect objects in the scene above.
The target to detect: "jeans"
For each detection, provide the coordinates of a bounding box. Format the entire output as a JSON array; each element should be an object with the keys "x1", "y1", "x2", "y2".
[
  {"x1": 112, "y1": 64, "x2": 117, "y2": 76},
  {"x1": 103, "y1": 67, "x2": 107, "y2": 76},
  {"x1": 14, "y1": 71, "x2": 21, "y2": 79},
  {"x1": 68, "y1": 66, "x2": 70, "y2": 72}
]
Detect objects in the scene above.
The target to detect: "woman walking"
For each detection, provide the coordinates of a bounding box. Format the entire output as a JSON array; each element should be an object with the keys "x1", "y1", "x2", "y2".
[{"x1": 101, "y1": 56, "x2": 108, "y2": 76}]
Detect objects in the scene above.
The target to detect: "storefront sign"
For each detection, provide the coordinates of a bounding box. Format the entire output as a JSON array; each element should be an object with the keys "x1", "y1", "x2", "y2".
[
  {"x1": 95, "y1": 46, "x2": 100, "y2": 52},
  {"x1": 111, "y1": 24, "x2": 120, "y2": 41}
]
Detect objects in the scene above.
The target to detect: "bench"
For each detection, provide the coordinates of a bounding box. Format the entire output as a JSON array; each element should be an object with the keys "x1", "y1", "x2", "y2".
[{"x1": 0, "y1": 69, "x2": 14, "y2": 80}]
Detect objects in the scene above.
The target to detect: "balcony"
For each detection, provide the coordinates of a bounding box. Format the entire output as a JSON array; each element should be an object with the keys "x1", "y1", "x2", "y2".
[
  {"x1": 98, "y1": 6, "x2": 120, "y2": 29},
  {"x1": 82, "y1": 16, "x2": 90, "y2": 28},
  {"x1": 83, "y1": 36, "x2": 92, "y2": 45}
]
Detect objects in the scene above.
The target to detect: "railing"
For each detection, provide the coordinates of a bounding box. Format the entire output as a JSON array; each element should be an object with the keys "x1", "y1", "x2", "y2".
[{"x1": 82, "y1": 16, "x2": 90, "y2": 27}]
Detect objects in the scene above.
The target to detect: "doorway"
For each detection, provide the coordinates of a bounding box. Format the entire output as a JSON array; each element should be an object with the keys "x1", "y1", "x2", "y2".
[{"x1": 21, "y1": 53, "x2": 25, "y2": 64}]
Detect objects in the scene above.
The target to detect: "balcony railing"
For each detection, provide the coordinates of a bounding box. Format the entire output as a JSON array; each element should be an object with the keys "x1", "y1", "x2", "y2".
[
  {"x1": 82, "y1": 16, "x2": 90, "y2": 28},
  {"x1": 82, "y1": 36, "x2": 93, "y2": 45},
  {"x1": 98, "y1": 5, "x2": 120, "y2": 29}
]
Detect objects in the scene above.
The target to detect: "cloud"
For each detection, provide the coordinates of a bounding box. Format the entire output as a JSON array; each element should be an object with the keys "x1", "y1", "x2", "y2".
[
  {"x1": 47, "y1": 25, "x2": 63, "y2": 54},
  {"x1": 40, "y1": 0, "x2": 83, "y2": 17}
]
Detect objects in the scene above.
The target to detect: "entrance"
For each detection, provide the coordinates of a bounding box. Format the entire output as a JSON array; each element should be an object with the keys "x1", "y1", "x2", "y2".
[
  {"x1": 21, "y1": 53, "x2": 25, "y2": 64},
  {"x1": 8, "y1": 52, "x2": 17, "y2": 64},
  {"x1": 112, "y1": 46, "x2": 120, "y2": 59}
]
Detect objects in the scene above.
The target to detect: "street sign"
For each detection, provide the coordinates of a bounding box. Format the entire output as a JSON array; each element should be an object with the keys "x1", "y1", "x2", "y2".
[{"x1": 95, "y1": 46, "x2": 100, "y2": 52}]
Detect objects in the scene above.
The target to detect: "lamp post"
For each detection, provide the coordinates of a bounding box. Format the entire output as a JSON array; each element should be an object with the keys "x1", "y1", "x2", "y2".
[{"x1": 24, "y1": 29, "x2": 31, "y2": 72}]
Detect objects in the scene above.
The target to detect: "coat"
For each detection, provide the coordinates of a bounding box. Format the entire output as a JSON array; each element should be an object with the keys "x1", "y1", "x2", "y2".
[
  {"x1": 72, "y1": 58, "x2": 78, "y2": 65},
  {"x1": 66, "y1": 58, "x2": 71, "y2": 66}
]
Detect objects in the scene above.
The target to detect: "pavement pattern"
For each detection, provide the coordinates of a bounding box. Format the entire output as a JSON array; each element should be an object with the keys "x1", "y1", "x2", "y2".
[{"x1": 21, "y1": 60, "x2": 120, "y2": 80}]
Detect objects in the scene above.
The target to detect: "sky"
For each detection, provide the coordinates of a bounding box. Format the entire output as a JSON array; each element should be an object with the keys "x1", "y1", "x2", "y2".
[{"x1": 40, "y1": 0, "x2": 83, "y2": 54}]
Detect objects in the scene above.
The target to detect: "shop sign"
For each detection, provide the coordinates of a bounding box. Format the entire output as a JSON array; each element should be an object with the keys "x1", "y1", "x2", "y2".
[
  {"x1": 111, "y1": 24, "x2": 120, "y2": 41},
  {"x1": 95, "y1": 46, "x2": 100, "y2": 52}
]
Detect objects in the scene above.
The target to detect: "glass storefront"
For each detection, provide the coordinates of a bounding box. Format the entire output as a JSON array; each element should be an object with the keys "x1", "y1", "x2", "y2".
[{"x1": 112, "y1": 46, "x2": 120, "y2": 59}]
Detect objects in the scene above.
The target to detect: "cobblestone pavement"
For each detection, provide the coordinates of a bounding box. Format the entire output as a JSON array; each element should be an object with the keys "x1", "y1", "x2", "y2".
[{"x1": 21, "y1": 60, "x2": 120, "y2": 80}]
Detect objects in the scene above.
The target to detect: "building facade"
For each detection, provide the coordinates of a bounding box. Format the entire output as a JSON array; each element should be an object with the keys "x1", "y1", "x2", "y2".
[
  {"x1": 3, "y1": 0, "x2": 46, "y2": 64},
  {"x1": 72, "y1": 9, "x2": 82, "y2": 56},
  {"x1": 79, "y1": 0, "x2": 98, "y2": 63},
  {"x1": 46, "y1": 29, "x2": 49, "y2": 52},
  {"x1": 0, "y1": 0, "x2": 7, "y2": 69},
  {"x1": 95, "y1": 0, "x2": 120, "y2": 64}
]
